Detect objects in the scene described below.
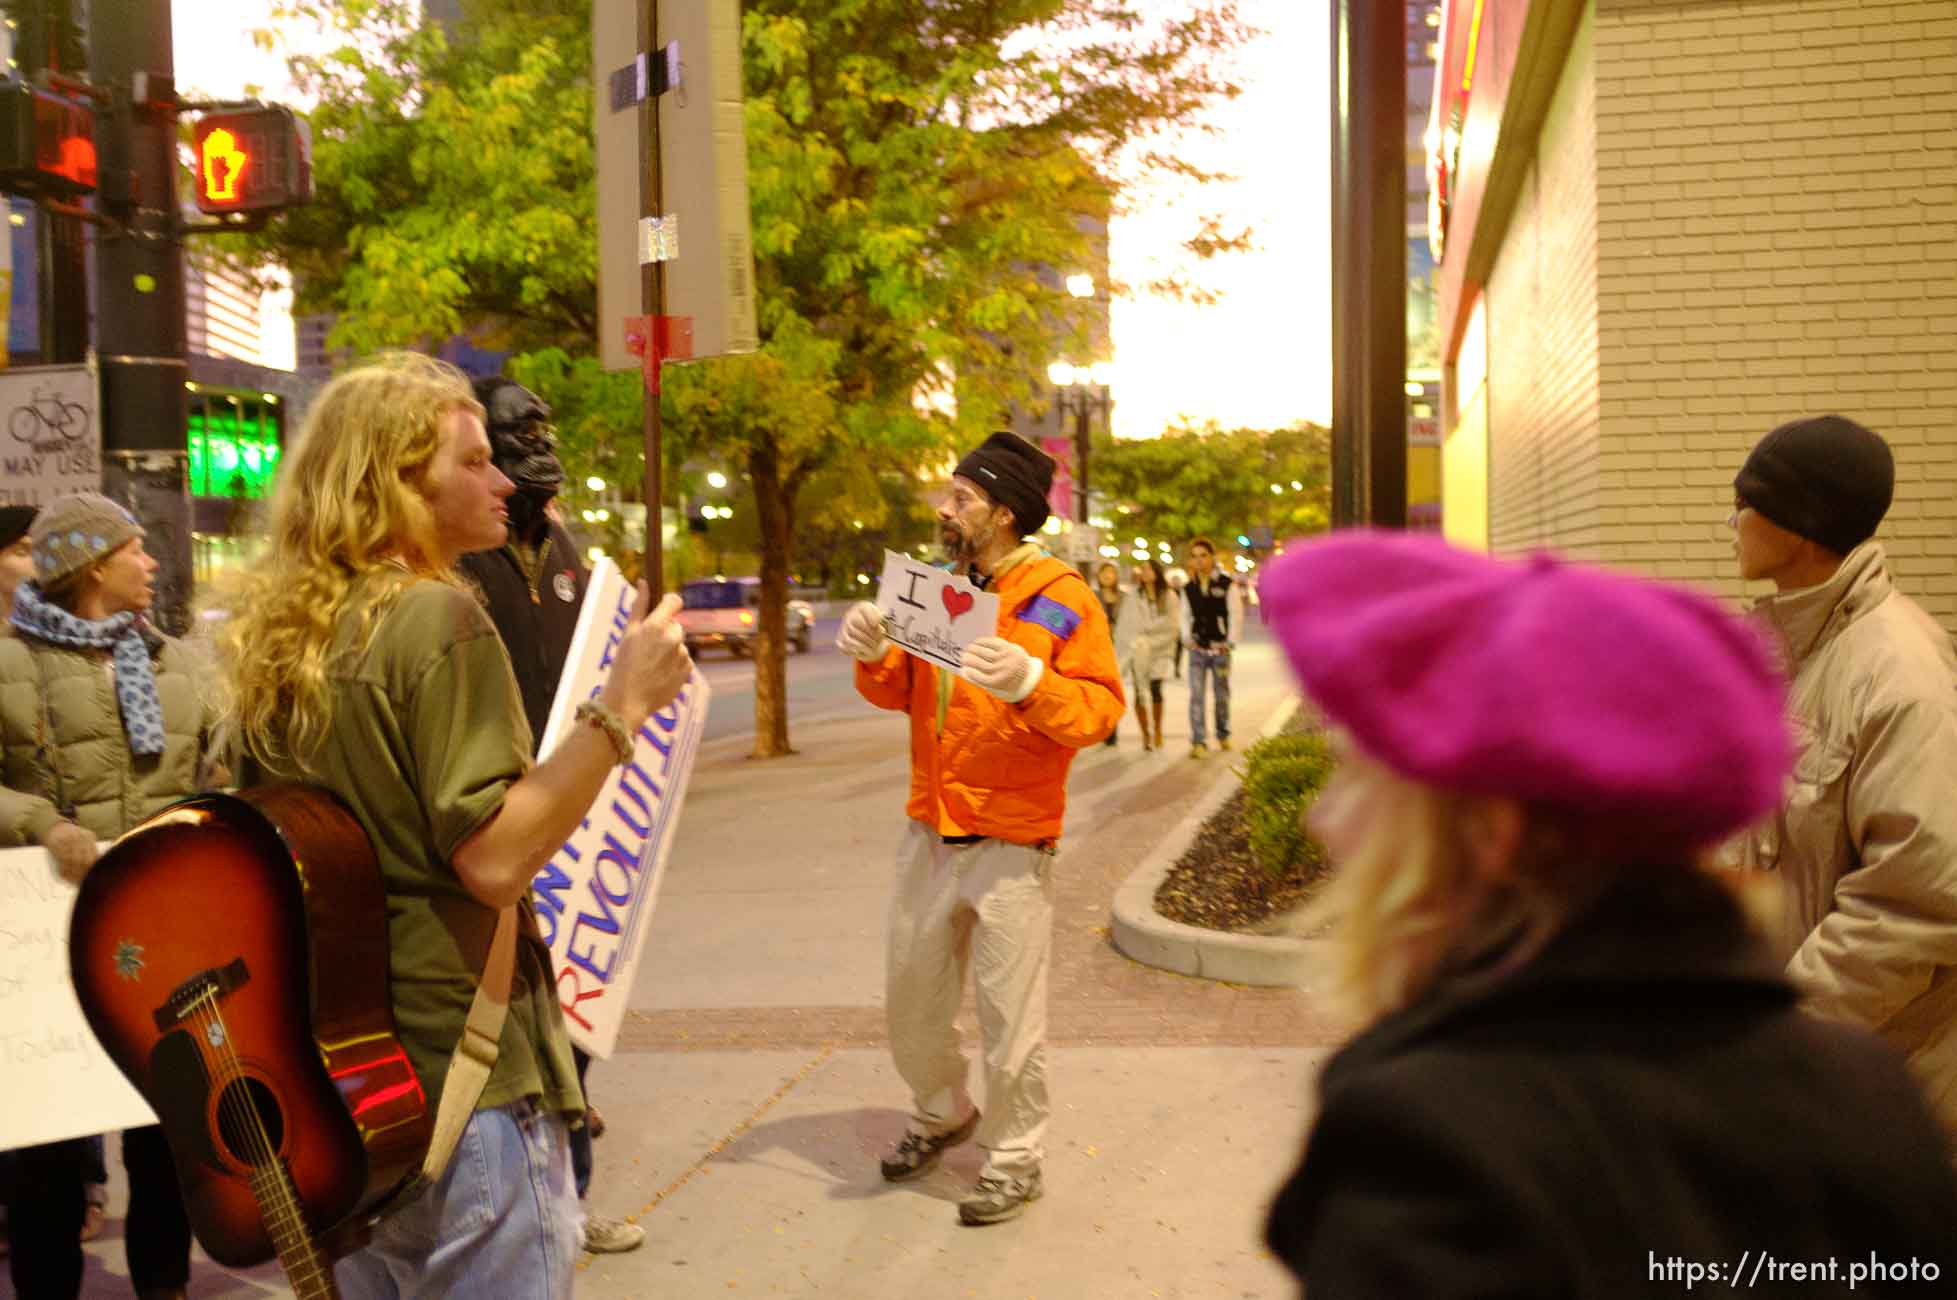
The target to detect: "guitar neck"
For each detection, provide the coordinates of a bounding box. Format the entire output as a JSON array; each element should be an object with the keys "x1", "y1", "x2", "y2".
[{"x1": 248, "y1": 1159, "x2": 341, "y2": 1300}]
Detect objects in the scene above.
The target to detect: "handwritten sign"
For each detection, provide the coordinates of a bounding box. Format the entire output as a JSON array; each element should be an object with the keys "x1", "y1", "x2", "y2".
[
  {"x1": 0, "y1": 845, "x2": 157, "y2": 1152},
  {"x1": 528, "y1": 560, "x2": 710, "y2": 1059},
  {"x1": 874, "y1": 549, "x2": 999, "y2": 672}
]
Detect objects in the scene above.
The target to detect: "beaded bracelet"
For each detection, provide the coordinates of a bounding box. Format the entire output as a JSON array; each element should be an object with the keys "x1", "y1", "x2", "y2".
[{"x1": 575, "y1": 698, "x2": 636, "y2": 764}]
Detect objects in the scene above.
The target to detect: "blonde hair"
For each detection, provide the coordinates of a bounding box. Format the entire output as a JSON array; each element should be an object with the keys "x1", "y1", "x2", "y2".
[
  {"x1": 1304, "y1": 750, "x2": 1694, "y2": 1027},
  {"x1": 216, "y1": 353, "x2": 483, "y2": 768}
]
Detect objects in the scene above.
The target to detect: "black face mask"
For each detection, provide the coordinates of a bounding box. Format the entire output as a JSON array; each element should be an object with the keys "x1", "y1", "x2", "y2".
[{"x1": 479, "y1": 381, "x2": 565, "y2": 536}]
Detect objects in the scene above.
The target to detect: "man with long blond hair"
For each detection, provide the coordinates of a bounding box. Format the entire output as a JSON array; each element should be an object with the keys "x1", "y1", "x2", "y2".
[{"x1": 216, "y1": 353, "x2": 691, "y2": 1298}]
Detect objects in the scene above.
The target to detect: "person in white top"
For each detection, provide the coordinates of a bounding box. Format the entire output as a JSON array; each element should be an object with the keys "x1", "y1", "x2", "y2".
[{"x1": 1119, "y1": 558, "x2": 1179, "y2": 751}]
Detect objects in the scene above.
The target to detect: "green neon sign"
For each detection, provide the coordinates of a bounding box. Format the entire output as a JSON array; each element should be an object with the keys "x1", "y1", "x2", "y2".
[{"x1": 188, "y1": 402, "x2": 281, "y2": 499}]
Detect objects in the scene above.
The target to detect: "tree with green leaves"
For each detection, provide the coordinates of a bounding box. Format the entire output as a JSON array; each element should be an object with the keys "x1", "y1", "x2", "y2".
[
  {"x1": 241, "y1": 0, "x2": 1250, "y2": 756},
  {"x1": 1091, "y1": 421, "x2": 1331, "y2": 556}
]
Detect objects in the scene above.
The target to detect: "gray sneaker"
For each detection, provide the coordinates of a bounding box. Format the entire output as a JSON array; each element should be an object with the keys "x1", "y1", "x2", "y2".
[
  {"x1": 879, "y1": 1109, "x2": 980, "y2": 1182},
  {"x1": 958, "y1": 1169, "x2": 1044, "y2": 1225},
  {"x1": 579, "y1": 1213, "x2": 645, "y2": 1254}
]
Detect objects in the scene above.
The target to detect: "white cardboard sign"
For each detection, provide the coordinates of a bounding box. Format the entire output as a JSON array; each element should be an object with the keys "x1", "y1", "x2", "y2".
[
  {"x1": 0, "y1": 845, "x2": 157, "y2": 1151},
  {"x1": 528, "y1": 559, "x2": 711, "y2": 1059},
  {"x1": 874, "y1": 550, "x2": 999, "y2": 672}
]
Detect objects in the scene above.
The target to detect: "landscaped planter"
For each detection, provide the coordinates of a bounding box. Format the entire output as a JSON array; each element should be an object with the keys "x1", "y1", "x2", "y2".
[{"x1": 1109, "y1": 697, "x2": 1327, "y2": 987}]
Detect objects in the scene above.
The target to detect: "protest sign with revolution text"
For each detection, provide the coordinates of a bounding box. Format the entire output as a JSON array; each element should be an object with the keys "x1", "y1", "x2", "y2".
[{"x1": 528, "y1": 560, "x2": 711, "y2": 1058}]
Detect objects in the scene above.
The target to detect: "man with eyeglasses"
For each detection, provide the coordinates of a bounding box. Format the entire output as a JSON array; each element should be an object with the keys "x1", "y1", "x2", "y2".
[
  {"x1": 836, "y1": 432, "x2": 1122, "y2": 1225},
  {"x1": 1729, "y1": 414, "x2": 1957, "y2": 1144}
]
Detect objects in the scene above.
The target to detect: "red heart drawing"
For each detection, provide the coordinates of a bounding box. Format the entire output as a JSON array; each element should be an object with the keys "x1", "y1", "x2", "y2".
[{"x1": 942, "y1": 586, "x2": 975, "y2": 621}]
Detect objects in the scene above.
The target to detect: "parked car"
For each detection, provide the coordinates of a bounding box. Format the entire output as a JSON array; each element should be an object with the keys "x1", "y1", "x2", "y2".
[{"x1": 677, "y1": 577, "x2": 815, "y2": 656}]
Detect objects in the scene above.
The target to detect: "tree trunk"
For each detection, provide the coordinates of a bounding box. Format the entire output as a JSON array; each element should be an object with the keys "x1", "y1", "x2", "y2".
[{"x1": 748, "y1": 439, "x2": 797, "y2": 758}]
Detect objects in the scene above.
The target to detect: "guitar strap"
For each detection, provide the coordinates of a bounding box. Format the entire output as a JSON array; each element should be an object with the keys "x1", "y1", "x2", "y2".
[{"x1": 420, "y1": 903, "x2": 517, "y2": 1183}]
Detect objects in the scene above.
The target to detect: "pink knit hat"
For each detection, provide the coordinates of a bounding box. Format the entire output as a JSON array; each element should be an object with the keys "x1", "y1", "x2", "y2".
[{"x1": 1261, "y1": 530, "x2": 1790, "y2": 846}]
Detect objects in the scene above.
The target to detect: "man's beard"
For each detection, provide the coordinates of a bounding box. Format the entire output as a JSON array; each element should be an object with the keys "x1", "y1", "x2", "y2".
[{"x1": 941, "y1": 518, "x2": 989, "y2": 569}]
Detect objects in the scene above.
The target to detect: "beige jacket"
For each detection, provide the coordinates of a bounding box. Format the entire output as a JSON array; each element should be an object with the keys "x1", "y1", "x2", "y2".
[
  {"x1": 1741, "y1": 543, "x2": 1957, "y2": 1132},
  {"x1": 0, "y1": 629, "x2": 221, "y2": 845}
]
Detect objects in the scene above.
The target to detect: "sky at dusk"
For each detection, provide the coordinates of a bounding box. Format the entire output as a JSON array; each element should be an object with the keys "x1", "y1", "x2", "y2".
[{"x1": 177, "y1": 2, "x2": 1333, "y2": 435}]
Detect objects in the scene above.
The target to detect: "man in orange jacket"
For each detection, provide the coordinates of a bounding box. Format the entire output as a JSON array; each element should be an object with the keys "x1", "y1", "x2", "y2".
[{"x1": 838, "y1": 432, "x2": 1123, "y2": 1225}]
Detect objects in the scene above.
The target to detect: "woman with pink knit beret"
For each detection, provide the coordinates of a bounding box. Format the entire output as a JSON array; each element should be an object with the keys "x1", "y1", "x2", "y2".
[{"x1": 1257, "y1": 530, "x2": 1957, "y2": 1299}]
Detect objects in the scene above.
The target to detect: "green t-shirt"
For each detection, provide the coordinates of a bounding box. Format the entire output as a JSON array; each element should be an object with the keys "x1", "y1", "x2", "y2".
[{"x1": 244, "y1": 574, "x2": 582, "y2": 1120}]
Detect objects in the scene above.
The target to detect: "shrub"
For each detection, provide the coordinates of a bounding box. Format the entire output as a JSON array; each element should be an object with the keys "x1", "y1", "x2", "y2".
[{"x1": 1241, "y1": 729, "x2": 1337, "y2": 878}]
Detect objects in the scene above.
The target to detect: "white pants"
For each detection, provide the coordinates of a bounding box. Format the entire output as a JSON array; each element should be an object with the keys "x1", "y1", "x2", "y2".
[{"x1": 886, "y1": 821, "x2": 1055, "y2": 1179}]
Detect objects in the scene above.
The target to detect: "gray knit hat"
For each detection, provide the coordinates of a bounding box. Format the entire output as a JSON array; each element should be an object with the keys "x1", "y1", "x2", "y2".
[{"x1": 30, "y1": 492, "x2": 143, "y2": 591}]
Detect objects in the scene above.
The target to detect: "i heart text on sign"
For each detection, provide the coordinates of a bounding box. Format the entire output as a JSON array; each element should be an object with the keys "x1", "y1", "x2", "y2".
[{"x1": 875, "y1": 550, "x2": 1000, "y2": 671}]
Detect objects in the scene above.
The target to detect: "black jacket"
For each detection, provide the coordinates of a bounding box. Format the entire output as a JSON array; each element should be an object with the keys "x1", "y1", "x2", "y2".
[
  {"x1": 457, "y1": 518, "x2": 589, "y2": 755},
  {"x1": 1267, "y1": 871, "x2": 1957, "y2": 1297}
]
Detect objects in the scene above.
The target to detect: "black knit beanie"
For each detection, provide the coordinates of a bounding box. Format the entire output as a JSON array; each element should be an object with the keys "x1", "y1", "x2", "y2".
[
  {"x1": 954, "y1": 432, "x2": 1055, "y2": 537},
  {"x1": 0, "y1": 505, "x2": 34, "y2": 550},
  {"x1": 1733, "y1": 415, "x2": 1893, "y2": 557}
]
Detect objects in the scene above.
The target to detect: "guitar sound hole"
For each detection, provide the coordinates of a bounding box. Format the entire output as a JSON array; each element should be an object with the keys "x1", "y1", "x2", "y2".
[{"x1": 214, "y1": 1077, "x2": 286, "y2": 1166}]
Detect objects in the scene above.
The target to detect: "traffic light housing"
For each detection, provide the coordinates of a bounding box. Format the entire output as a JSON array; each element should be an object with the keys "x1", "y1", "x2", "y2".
[
  {"x1": 0, "y1": 80, "x2": 97, "y2": 197},
  {"x1": 191, "y1": 105, "x2": 312, "y2": 215}
]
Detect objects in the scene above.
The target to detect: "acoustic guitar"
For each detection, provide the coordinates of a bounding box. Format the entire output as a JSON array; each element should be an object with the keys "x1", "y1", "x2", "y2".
[{"x1": 68, "y1": 786, "x2": 432, "y2": 1299}]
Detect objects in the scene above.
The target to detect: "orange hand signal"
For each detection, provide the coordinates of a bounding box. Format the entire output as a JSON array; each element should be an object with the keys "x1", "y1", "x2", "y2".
[{"x1": 200, "y1": 127, "x2": 249, "y2": 203}]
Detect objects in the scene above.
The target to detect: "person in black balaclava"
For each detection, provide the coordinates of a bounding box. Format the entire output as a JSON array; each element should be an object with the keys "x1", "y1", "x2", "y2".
[
  {"x1": 455, "y1": 377, "x2": 646, "y2": 1256},
  {"x1": 459, "y1": 377, "x2": 586, "y2": 745}
]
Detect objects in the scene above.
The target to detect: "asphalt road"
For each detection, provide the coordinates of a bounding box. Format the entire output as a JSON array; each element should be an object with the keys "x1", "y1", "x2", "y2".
[{"x1": 692, "y1": 617, "x2": 861, "y2": 745}]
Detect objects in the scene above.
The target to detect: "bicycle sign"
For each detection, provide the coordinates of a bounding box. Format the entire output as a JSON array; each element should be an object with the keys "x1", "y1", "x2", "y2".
[
  {"x1": 0, "y1": 364, "x2": 101, "y2": 509},
  {"x1": 9, "y1": 386, "x2": 91, "y2": 453}
]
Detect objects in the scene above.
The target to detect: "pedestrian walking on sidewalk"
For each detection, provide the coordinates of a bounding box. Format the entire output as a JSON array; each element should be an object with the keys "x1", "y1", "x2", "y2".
[
  {"x1": 456, "y1": 375, "x2": 645, "y2": 1257},
  {"x1": 1179, "y1": 538, "x2": 1242, "y2": 757},
  {"x1": 1256, "y1": 530, "x2": 1957, "y2": 1297},
  {"x1": 1124, "y1": 558, "x2": 1177, "y2": 751},
  {"x1": 1725, "y1": 415, "x2": 1957, "y2": 1143},
  {"x1": 837, "y1": 431, "x2": 1122, "y2": 1226},
  {"x1": 1165, "y1": 566, "x2": 1187, "y2": 679},
  {"x1": 1095, "y1": 561, "x2": 1132, "y2": 747}
]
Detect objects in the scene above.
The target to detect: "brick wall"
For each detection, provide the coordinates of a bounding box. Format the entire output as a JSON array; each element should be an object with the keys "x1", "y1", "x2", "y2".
[
  {"x1": 1592, "y1": 0, "x2": 1957, "y2": 624},
  {"x1": 1486, "y1": 6, "x2": 1604, "y2": 559}
]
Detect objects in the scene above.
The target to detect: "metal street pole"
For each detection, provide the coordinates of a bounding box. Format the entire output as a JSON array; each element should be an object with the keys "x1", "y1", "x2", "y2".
[
  {"x1": 1073, "y1": 397, "x2": 1089, "y2": 525},
  {"x1": 636, "y1": 0, "x2": 666, "y2": 597},
  {"x1": 91, "y1": 0, "x2": 192, "y2": 631},
  {"x1": 1329, "y1": 0, "x2": 1407, "y2": 528}
]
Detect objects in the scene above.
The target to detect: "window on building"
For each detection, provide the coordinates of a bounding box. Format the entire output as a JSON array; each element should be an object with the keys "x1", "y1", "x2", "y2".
[{"x1": 187, "y1": 391, "x2": 282, "y2": 500}]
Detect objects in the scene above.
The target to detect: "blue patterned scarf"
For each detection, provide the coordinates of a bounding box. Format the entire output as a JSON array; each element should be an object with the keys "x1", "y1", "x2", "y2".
[{"x1": 10, "y1": 582, "x2": 167, "y2": 756}]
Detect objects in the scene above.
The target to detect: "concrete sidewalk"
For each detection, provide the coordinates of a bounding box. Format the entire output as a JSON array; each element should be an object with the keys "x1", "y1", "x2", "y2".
[
  {"x1": 577, "y1": 625, "x2": 1341, "y2": 1298},
  {"x1": 52, "y1": 627, "x2": 1339, "y2": 1300}
]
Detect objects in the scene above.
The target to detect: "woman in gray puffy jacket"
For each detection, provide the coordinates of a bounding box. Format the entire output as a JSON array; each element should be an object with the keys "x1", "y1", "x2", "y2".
[{"x1": 0, "y1": 492, "x2": 220, "y2": 1300}]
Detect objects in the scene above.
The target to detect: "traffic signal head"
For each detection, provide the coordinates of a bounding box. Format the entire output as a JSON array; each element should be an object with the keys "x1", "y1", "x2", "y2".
[
  {"x1": 191, "y1": 106, "x2": 312, "y2": 215},
  {"x1": 0, "y1": 81, "x2": 96, "y2": 196}
]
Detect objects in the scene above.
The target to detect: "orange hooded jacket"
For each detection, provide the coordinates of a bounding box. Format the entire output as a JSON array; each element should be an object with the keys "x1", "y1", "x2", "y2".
[{"x1": 854, "y1": 547, "x2": 1125, "y2": 845}]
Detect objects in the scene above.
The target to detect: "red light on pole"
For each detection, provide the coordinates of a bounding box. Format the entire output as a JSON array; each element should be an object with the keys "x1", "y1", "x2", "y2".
[{"x1": 0, "y1": 82, "x2": 96, "y2": 196}]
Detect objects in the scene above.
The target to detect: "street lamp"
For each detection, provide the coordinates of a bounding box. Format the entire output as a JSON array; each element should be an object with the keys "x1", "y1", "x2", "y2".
[{"x1": 1047, "y1": 360, "x2": 1115, "y2": 527}]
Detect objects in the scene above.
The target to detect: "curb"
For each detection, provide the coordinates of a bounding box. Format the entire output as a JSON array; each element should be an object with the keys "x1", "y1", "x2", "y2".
[{"x1": 1108, "y1": 695, "x2": 1326, "y2": 986}]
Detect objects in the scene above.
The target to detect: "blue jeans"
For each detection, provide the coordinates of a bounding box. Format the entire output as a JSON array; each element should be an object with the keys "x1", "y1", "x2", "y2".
[
  {"x1": 334, "y1": 1101, "x2": 579, "y2": 1300},
  {"x1": 1187, "y1": 646, "x2": 1231, "y2": 745}
]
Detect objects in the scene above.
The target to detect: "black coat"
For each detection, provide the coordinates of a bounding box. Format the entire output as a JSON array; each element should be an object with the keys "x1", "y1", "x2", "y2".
[
  {"x1": 1266, "y1": 871, "x2": 1957, "y2": 1298},
  {"x1": 456, "y1": 518, "x2": 589, "y2": 755}
]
